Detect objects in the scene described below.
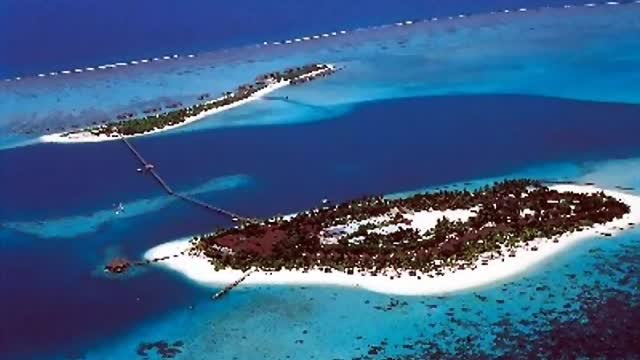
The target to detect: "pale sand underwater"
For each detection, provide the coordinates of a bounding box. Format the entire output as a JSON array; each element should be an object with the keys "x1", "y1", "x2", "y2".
[{"x1": 145, "y1": 185, "x2": 640, "y2": 296}]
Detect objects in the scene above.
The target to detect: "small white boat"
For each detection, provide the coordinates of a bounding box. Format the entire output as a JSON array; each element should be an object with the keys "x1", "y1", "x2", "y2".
[{"x1": 114, "y1": 202, "x2": 125, "y2": 215}]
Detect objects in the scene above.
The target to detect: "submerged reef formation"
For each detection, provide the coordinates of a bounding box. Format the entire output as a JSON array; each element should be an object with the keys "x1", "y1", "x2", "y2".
[
  {"x1": 190, "y1": 179, "x2": 629, "y2": 275},
  {"x1": 136, "y1": 340, "x2": 184, "y2": 359},
  {"x1": 352, "y1": 268, "x2": 640, "y2": 360}
]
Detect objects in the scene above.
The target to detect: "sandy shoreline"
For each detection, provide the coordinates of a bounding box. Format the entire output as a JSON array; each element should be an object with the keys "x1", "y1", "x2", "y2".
[
  {"x1": 143, "y1": 185, "x2": 640, "y2": 295},
  {"x1": 39, "y1": 66, "x2": 334, "y2": 144}
]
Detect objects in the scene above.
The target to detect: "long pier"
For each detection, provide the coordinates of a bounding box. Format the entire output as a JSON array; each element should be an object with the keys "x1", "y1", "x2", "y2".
[
  {"x1": 212, "y1": 269, "x2": 255, "y2": 300},
  {"x1": 173, "y1": 193, "x2": 244, "y2": 219},
  {"x1": 119, "y1": 135, "x2": 245, "y2": 221}
]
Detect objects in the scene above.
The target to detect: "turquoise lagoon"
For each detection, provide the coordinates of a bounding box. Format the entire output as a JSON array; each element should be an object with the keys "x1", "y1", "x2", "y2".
[
  {"x1": 2, "y1": 3, "x2": 640, "y2": 359},
  {"x1": 1, "y1": 3, "x2": 640, "y2": 146}
]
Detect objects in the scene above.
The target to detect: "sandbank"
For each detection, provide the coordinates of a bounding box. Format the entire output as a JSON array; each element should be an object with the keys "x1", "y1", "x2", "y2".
[
  {"x1": 144, "y1": 185, "x2": 640, "y2": 295},
  {"x1": 39, "y1": 65, "x2": 334, "y2": 144}
]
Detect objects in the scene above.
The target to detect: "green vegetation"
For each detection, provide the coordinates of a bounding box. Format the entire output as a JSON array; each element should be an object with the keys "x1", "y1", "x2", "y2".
[
  {"x1": 67, "y1": 64, "x2": 335, "y2": 137},
  {"x1": 190, "y1": 179, "x2": 629, "y2": 275}
]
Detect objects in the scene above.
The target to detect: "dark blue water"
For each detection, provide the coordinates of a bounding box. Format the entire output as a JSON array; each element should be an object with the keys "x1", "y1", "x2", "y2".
[
  {"x1": 2, "y1": 94, "x2": 640, "y2": 359},
  {"x1": 3, "y1": 94, "x2": 640, "y2": 220},
  {"x1": 0, "y1": 0, "x2": 610, "y2": 78},
  {"x1": 0, "y1": 232, "x2": 207, "y2": 360}
]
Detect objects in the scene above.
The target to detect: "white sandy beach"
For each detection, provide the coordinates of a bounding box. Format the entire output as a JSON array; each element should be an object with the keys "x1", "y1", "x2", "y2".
[
  {"x1": 144, "y1": 185, "x2": 640, "y2": 296},
  {"x1": 39, "y1": 65, "x2": 334, "y2": 144}
]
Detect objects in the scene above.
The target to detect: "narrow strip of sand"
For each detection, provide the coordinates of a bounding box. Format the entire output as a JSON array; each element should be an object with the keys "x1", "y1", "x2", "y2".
[
  {"x1": 39, "y1": 66, "x2": 334, "y2": 144},
  {"x1": 143, "y1": 185, "x2": 640, "y2": 296}
]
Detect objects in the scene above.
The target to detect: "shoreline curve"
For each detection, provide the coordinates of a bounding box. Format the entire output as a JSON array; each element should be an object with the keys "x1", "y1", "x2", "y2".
[{"x1": 143, "y1": 184, "x2": 640, "y2": 296}]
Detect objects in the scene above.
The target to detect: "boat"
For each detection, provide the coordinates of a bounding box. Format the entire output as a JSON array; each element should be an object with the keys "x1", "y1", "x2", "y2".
[{"x1": 114, "y1": 202, "x2": 125, "y2": 215}]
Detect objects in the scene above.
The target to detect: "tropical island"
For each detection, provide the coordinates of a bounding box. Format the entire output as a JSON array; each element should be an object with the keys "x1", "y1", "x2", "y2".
[
  {"x1": 41, "y1": 63, "x2": 336, "y2": 143},
  {"x1": 191, "y1": 179, "x2": 629, "y2": 272},
  {"x1": 139, "y1": 179, "x2": 640, "y2": 295}
]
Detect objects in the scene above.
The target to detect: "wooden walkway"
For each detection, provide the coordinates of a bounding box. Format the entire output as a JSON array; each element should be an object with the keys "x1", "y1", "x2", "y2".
[
  {"x1": 212, "y1": 269, "x2": 255, "y2": 300},
  {"x1": 173, "y1": 193, "x2": 244, "y2": 220},
  {"x1": 119, "y1": 134, "x2": 246, "y2": 221},
  {"x1": 109, "y1": 134, "x2": 254, "y2": 299}
]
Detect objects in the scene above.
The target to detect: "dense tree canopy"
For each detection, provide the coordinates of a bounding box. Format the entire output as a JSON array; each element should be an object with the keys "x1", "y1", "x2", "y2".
[{"x1": 191, "y1": 179, "x2": 630, "y2": 275}]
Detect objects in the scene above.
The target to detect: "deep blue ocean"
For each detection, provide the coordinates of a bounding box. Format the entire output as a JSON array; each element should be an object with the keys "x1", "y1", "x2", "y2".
[
  {"x1": 3, "y1": 94, "x2": 640, "y2": 359},
  {"x1": 2, "y1": 1, "x2": 640, "y2": 359},
  {"x1": 0, "y1": 0, "x2": 621, "y2": 78}
]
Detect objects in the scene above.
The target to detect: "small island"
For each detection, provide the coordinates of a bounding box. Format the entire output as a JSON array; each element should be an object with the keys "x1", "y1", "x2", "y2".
[
  {"x1": 192, "y1": 179, "x2": 629, "y2": 272},
  {"x1": 41, "y1": 63, "x2": 336, "y2": 143},
  {"x1": 142, "y1": 180, "x2": 640, "y2": 295}
]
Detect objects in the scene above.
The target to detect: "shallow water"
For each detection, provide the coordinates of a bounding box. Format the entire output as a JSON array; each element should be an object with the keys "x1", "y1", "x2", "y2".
[
  {"x1": 81, "y1": 156, "x2": 640, "y2": 360},
  {"x1": 2, "y1": 3, "x2": 640, "y2": 149},
  {"x1": 2, "y1": 2, "x2": 640, "y2": 360},
  {"x1": 3, "y1": 93, "x2": 640, "y2": 359},
  {"x1": 1, "y1": 0, "x2": 628, "y2": 78}
]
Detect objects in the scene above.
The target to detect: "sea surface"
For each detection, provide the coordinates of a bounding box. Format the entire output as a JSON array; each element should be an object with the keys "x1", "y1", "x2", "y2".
[
  {"x1": 1, "y1": 0, "x2": 627, "y2": 79},
  {"x1": 2, "y1": 1, "x2": 640, "y2": 359}
]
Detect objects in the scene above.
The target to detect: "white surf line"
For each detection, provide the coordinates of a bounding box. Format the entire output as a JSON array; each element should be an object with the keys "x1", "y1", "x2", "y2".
[
  {"x1": 261, "y1": 28, "x2": 351, "y2": 47},
  {"x1": 257, "y1": 0, "x2": 628, "y2": 49},
  {"x1": 12, "y1": 51, "x2": 198, "y2": 81},
  {"x1": 9, "y1": 0, "x2": 635, "y2": 81},
  {"x1": 237, "y1": 0, "x2": 633, "y2": 49}
]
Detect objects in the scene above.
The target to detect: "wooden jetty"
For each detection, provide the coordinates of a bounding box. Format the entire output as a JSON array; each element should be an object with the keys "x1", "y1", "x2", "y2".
[
  {"x1": 212, "y1": 269, "x2": 255, "y2": 300},
  {"x1": 119, "y1": 134, "x2": 245, "y2": 221}
]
